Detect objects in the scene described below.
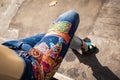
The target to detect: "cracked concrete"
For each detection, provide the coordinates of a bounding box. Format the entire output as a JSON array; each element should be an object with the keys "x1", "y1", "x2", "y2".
[
  {"x1": 0, "y1": 0, "x2": 24, "y2": 42},
  {"x1": 0, "y1": 0, "x2": 120, "y2": 80}
]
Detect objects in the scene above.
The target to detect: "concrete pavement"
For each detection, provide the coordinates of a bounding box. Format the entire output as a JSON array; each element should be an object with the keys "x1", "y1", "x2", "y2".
[{"x1": 0, "y1": 0, "x2": 120, "y2": 80}]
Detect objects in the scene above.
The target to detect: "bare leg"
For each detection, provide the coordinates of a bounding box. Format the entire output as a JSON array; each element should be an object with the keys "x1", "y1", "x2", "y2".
[{"x1": 0, "y1": 45, "x2": 24, "y2": 80}]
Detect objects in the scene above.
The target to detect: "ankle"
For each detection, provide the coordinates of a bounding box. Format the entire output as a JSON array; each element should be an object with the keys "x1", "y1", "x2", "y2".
[{"x1": 81, "y1": 41, "x2": 88, "y2": 51}]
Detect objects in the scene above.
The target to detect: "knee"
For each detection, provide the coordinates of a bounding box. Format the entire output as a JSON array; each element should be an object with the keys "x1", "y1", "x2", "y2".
[
  {"x1": 61, "y1": 10, "x2": 79, "y2": 18},
  {"x1": 56, "y1": 10, "x2": 80, "y2": 25},
  {"x1": 66, "y1": 10, "x2": 79, "y2": 17},
  {"x1": 67, "y1": 10, "x2": 80, "y2": 23}
]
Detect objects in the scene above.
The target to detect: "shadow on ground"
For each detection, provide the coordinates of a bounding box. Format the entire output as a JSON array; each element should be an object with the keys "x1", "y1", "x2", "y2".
[{"x1": 72, "y1": 48, "x2": 120, "y2": 80}]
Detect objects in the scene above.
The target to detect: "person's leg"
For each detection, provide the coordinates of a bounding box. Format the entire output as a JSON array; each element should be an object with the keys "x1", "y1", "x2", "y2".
[
  {"x1": 32, "y1": 10, "x2": 80, "y2": 80},
  {"x1": 70, "y1": 36, "x2": 88, "y2": 51},
  {"x1": 54, "y1": 10, "x2": 80, "y2": 58},
  {"x1": 2, "y1": 33, "x2": 45, "y2": 51},
  {"x1": 0, "y1": 45, "x2": 24, "y2": 80},
  {"x1": 20, "y1": 33, "x2": 46, "y2": 47},
  {"x1": 34, "y1": 10, "x2": 79, "y2": 58},
  {"x1": 70, "y1": 36, "x2": 83, "y2": 50},
  {"x1": 70, "y1": 36, "x2": 96, "y2": 54}
]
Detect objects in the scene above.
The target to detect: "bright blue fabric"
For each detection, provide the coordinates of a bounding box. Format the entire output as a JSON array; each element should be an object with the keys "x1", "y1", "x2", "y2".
[
  {"x1": 2, "y1": 33, "x2": 45, "y2": 51},
  {"x1": 2, "y1": 10, "x2": 80, "y2": 80}
]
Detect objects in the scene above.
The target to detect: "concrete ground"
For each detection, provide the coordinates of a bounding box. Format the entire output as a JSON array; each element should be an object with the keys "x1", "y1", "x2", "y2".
[{"x1": 0, "y1": 0, "x2": 120, "y2": 80}]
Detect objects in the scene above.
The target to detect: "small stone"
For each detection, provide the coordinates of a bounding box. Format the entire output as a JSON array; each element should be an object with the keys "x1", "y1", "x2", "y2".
[{"x1": 49, "y1": 0, "x2": 57, "y2": 7}]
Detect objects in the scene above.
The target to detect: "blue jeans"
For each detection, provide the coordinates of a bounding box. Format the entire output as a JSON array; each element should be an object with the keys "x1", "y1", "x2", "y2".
[
  {"x1": 2, "y1": 10, "x2": 80, "y2": 80},
  {"x1": 2, "y1": 10, "x2": 80, "y2": 58}
]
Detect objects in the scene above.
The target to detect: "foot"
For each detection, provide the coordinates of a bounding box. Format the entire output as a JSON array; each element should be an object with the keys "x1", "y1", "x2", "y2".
[{"x1": 82, "y1": 37, "x2": 97, "y2": 54}]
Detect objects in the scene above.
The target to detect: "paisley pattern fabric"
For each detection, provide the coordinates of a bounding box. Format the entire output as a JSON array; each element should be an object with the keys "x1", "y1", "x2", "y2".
[
  {"x1": 48, "y1": 21, "x2": 72, "y2": 34},
  {"x1": 47, "y1": 21, "x2": 72, "y2": 44},
  {"x1": 2, "y1": 10, "x2": 79, "y2": 80},
  {"x1": 32, "y1": 21, "x2": 72, "y2": 80},
  {"x1": 34, "y1": 37, "x2": 64, "y2": 80}
]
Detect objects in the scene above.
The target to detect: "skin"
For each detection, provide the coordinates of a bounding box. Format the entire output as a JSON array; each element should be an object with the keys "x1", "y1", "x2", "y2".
[
  {"x1": 0, "y1": 40, "x2": 88, "y2": 80},
  {"x1": 0, "y1": 45, "x2": 24, "y2": 80}
]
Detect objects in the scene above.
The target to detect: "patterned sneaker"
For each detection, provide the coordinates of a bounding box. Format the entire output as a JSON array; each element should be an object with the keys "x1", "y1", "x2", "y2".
[{"x1": 82, "y1": 37, "x2": 97, "y2": 54}]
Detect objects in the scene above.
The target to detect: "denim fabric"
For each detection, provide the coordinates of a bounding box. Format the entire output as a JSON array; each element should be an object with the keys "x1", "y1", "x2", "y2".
[
  {"x1": 35, "y1": 10, "x2": 79, "y2": 58},
  {"x1": 2, "y1": 33, "x2": 45, "y2": 80},
  {"x1": 54, "y1": 10, "x2": 80, "y2": 58},
  {"x1": 2, "y1": 10, "x2": 80, "y2": 80},
  {"x1": 2, "y1": 33, "x2": 45, "y2": 51}
]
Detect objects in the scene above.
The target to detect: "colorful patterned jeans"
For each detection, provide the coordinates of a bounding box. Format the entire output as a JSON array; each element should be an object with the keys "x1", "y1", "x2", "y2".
[{"x1": 2, "y1": 10, "x2": 82, "y2": 80}]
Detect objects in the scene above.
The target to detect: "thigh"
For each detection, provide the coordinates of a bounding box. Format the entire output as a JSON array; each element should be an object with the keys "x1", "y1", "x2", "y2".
[
  {"x1": 0, "y1": 45, "x2": 24, "y2": 80},
  {"x1": 0, "y1": 74, "x2": 18, "y2": 80},
  {"x1": 20, "y1": 33, "x2": 45, "y2": 47},
  {"x1": 2, "y1": 33, "x2": 45, "y2": 48},
  {"x1": 33, "y1": 10, "x2": 80, "y2": 79},
  {"x1": 45, "y1": 10, "x2": 80, "y2": 58}
]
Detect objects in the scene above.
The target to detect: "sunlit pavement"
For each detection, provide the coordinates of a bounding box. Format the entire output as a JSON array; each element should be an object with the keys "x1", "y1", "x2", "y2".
[{"x1": 0, "y1": 0, "x2": 120, "y2": 80}]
